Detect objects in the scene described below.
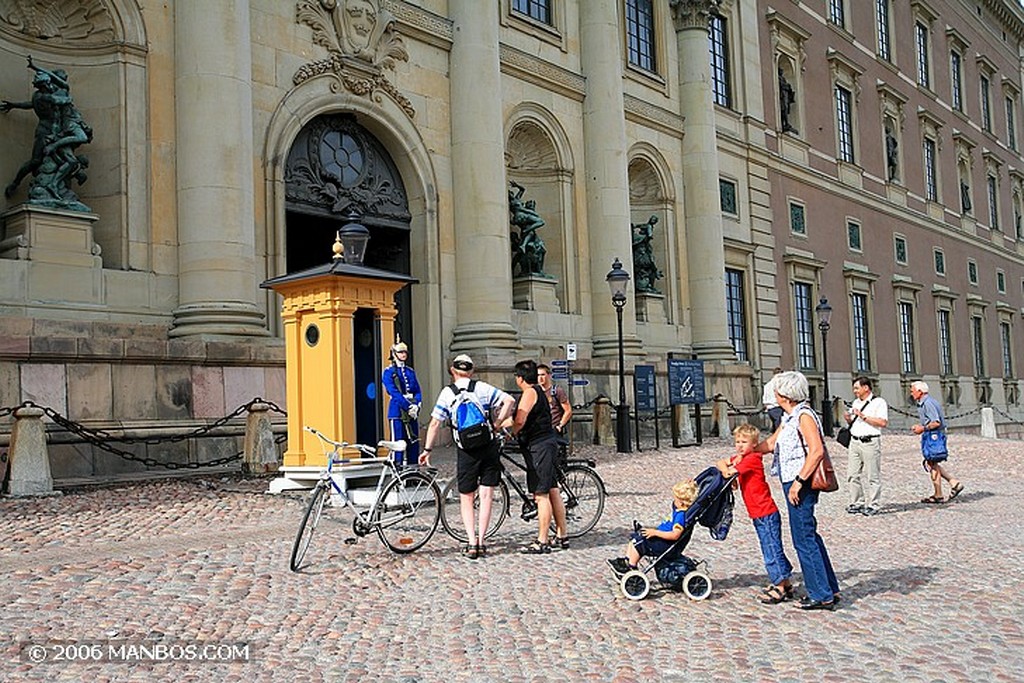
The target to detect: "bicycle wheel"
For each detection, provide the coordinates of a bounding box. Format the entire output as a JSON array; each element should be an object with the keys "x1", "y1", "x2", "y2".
[
  {"x1": 439, "y1": 477, "x2": 509, "y2": 543},
  {"x1": 557, "y1": 464, "x2": 605, "y2": 538},
  {"x1": 376, "y1": 471, "x2": 441, "y2": 553},
  {"x1": 290, "y1": 481, "x2": 328, "y2": 572}
]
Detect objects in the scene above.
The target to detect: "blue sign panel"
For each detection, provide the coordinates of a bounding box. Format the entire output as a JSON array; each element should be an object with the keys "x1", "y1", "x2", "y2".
[
  {"x1": 634, "y1": 365, "x2": 657, "y2": 412},
  {"x1": 550, "y1": 359, "x2": 569, "y2": 367},
  {"x1": 571, "y1": 379, "x2": 590, "y2": 386},
  {"x1": 668, "y1": 359, "x2": 706, "y2": 405},
  {"x1": 550, "y1": 371, "x2": 569, "y2": 380}
]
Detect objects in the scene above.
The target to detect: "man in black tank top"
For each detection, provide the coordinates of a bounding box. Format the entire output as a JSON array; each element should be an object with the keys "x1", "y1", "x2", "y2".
[{"x1": 510, "y1": 359, "x2": 568, "y2": 554}]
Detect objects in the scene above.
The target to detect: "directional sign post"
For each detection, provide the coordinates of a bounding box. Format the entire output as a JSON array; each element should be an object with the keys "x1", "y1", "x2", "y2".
[{"x1": 633, "y1": 365, "x2": 659, "y2": 451}]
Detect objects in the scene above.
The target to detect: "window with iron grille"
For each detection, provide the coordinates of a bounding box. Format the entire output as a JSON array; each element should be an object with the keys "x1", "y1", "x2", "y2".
[
  {"x1": 876, "y1": 0, "x2": 891, "y2": 61},
  {"x1": 852, "y1": 293, "x2": 871, "y2": 372},
  {"x1": 968, "y1": 259, "x2": 978, "y2": 285},
  {"x1": 988, "y1": 174, "x2": 999, "y2": 229},
  {"x1": 972, "y1": 315, "x2": 986, "y2": 377},
  {"x1": 915, "y1": 22, "x2": 930, "y2": 89},
  {"x1": 1001, "y1": 322, "x2": 1014, "y2": 378},
  {"x1": 1008, "y1": 97, "x2": 1018, "y2": 151},
  {"x1": 938, "y1": 309, "x2": 954, "y2": 376},
  {"x1": 950, "y1": 52, "x2": 963, "y2": 111},
  {"x1": 981, "y1": 76, "x2": 992, "y2": 132},
  {"x1": 512, "y1": 0, "x2": 551, "y2": 24},
  {"x1": 725, "y1": 269, "x2": 748, "y2": 362},
  {"x1": 625, "y1": 0, "x2": 656, "y2": 73},
  {"x1": 709, "y1": 14, "x2": 731, "y2": 108},
  {"x1": 828, "y1": 0, "x2": 845, "y2": 28},
  {"x1": 899, "y1": 301, "x2": 916, "y2": 374},
  {"x1": 794, "y1": 282, "x2": 816, "y2": 370},
  {"x1": 719, "y1": 178, "x2": 737, "y2": 214},
  {"x1": 998, "y1": 270, "x2": 1006, "y2": 293},
  {"x1": 894, "y1": 235, "x2": 908, "y2": 265},
  {"x1": 790, "y1": 202, "x2": 806, "y2": 235},
  {"x1": 924, "y1": 138, "x2": 938, "y2": 201},
  {"x1": 835, "y1": 86, "x2": 854, "y2": 163}
]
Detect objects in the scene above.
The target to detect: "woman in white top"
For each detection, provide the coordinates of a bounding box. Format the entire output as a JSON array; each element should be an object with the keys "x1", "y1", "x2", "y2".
[{"x1": 754, "y1": 371, "x2": 840, "y2": 610}]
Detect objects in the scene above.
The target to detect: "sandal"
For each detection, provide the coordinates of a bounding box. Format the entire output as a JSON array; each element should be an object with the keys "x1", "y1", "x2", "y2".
[
  {"x1": 553, "y1": 536, "x2": 569, "y2": 551},
  {"x1": 949, "y1": 482, "x2": 964, "y2": 500},
  {"x1": 759, "y1": 585, "x2": 793, "y2": 604},
  {"x1": 921, "y1": 495, "x2": 944, "y2": 504},
  {"x1": 476, "y1": 544, "x2": 487, "y2": 558},
  {"x1": 519, "y1": 540, "x2": 551, "y2": 555},
  {"x1": 462, "y1": 544, "x2": 479, "y2": 559}
]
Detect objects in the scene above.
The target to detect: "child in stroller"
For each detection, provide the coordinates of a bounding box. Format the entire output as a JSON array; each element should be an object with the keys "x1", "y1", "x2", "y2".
[{"x1": 607, "y1": 468, "x2": 736, "y2": 601}]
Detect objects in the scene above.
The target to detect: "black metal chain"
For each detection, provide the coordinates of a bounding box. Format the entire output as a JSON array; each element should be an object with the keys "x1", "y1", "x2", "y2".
[
  {"x1": 1, "y1": 398, "x2": 286, "y2": 470},
  {"x1": 992, "y1": 404, "x2": 1024, "y2": 428},
  {"x1": 712, "y1": 394, "x2": 765, "y2": 419}
]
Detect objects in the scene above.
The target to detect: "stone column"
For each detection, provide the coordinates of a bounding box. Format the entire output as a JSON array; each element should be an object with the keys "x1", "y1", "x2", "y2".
[
  {"x1": 448, "y1": 0, "x2": 519, "y2": 353},
  {"x1": 671, "y1": 0, "x2": 736, "y2": 360},
  {"x1": 171, "y1": 0, "x2": 268, "y2": 337},
  {"x1": 580, "y1": 0, "x2": 642, "y2": 359}
]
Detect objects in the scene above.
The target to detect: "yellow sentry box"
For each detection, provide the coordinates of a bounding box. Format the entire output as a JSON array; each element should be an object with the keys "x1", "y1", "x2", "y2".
[{"x1": 262, "y1": 260, "x2": 416, "y2": 468}]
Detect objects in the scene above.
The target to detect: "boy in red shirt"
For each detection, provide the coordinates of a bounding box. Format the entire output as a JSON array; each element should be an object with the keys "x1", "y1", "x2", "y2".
[{"x1": 717, "y1": 423, "x2": 794, "y2": 604}]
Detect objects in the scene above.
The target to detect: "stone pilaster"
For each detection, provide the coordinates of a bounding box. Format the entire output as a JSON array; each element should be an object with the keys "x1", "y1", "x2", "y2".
[
  {"x1": 171, "y1": 0, "x2": 268, "y2": 338},
  {"x1": 448, "y1": 0, "x2": 519, "y2": 353},
  {"x1": 672, "y1": 0, "x2": 736, "y2": 361},
  {"x1": 581, "y1": 0, "x2": 641, "y2": 359}
]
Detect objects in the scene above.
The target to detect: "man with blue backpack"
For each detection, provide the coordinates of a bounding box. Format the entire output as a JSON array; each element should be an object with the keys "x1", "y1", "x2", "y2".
[{"x1": 420, "y1": 354, "x2": 515, "y2": 559}]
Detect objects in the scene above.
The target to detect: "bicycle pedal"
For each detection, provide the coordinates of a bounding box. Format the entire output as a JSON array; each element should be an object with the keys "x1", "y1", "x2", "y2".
[{"x1": 521, "y1": 507, "x2": 538, "y2": 521}]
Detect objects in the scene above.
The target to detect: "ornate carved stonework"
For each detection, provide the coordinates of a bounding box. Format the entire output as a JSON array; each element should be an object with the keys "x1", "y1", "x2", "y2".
[
  {"x1": 669, "y1": 0, "x2": 721, "y2": 31},
  {"x1": 284, "y1": 113, "x2": 411, "y2": 222},
  {"x1": 0, "y1": 0, "x2": 115, "y2": 44},
  {"x1": 294, "y1": 0, "x2": 414, "y2": 117}
]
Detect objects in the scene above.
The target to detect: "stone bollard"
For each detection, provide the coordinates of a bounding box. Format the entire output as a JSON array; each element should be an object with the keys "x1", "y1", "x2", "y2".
[
  {"x1": 674, "y1": 405, "x2": 694, "y2": 443},
  {"x1": 713, "y1": 399, "x2": 730, "y2": 438},
  {"x1": 980, "y1": 406, "x2": 997, "y2": 439},
  {"x1": 243, "y1": 402, "x2": 280, "y2": 474},
  {"x1": 593, "y1": 396, "x2": 614, "y2": 445},
  {"x1": 8, "y1": 405, "x2": 55, "y2": 496}
]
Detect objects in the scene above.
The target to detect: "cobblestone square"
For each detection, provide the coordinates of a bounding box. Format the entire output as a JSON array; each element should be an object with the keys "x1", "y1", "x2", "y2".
[{"x1": 2, "y1": 433, "x2": 1022, "y2": 682}]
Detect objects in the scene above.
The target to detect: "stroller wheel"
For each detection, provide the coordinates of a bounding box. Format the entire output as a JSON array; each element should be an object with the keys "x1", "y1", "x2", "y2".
[
  {"x1": 620, "y1": 570, "x2": 650, "y2": 601},
  {"x1": 683, "y1": 570, "x2": 712, "y2": 601}
]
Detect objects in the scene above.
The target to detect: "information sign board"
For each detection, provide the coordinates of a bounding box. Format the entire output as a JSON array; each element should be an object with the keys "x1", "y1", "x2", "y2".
[{"x1": 667, "y1": 359, "x2": 706, "y2": 405}]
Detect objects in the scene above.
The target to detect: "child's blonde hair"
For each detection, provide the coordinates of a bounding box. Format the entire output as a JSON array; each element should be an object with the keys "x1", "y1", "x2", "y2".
[
  {"x1": 671, "y1": 480, "x2": 699, "y2": 509},
  {"x1": 733, "y1": 423, "x2": 760, "y2": 441}
]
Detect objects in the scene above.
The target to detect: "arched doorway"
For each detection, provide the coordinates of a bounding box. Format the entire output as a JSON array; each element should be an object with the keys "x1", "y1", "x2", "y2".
[{"x1": 284, "y1": 113, "x2": 413, "y2": 443}]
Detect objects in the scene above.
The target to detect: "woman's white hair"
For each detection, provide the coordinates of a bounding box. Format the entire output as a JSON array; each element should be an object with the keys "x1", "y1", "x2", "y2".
[{"x1": 773, "y1": 371, "x2": 809, "y2": 403}]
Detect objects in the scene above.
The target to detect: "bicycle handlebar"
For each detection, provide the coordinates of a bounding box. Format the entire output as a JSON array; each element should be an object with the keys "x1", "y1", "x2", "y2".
[{"x1": 304, "y1": 425, "x2": 406, "y2": 459}]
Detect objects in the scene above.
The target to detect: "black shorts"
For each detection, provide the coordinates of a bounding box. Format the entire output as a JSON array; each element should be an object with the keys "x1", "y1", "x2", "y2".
[
  {"x1": 456, "y1": 440, "x2": 502, "y2": 494},
  {"x1": 524, "y1": 437, "x2": 559, "y2": 494}
]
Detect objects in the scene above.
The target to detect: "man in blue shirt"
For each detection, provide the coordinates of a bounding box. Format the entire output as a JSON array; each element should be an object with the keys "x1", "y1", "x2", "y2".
[{"x1": 910, "y1": 381, "x2": 964, "y2": 504}]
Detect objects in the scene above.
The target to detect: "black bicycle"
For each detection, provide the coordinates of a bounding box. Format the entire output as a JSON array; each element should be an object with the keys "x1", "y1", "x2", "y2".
[{"x1": 438, "y1": 438, "x2": 606, "y2": 543}]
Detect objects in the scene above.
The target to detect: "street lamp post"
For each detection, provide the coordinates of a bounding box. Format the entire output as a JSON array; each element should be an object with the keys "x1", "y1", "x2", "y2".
[
  {"x1": 606, "y1": 258, "x2": 632, "y2": 453},
  {"x1": 815, "y1": 295, "x2": 833, "y2": 437}
]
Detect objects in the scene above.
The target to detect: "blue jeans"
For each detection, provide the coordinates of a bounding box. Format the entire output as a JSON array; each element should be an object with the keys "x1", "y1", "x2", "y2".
[
  {"x1": 782, "y1": 481, "x2": 839, "y2": 602},
  {"x1": 751, "y1": 511, "x2": 793, "y2": 586}
]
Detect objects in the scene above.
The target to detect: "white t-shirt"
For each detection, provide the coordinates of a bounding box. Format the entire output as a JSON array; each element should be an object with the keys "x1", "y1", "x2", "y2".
[
  {"x1": 762, "y1": 377, "x2": 779, "y2": 409},
  {"x1": 430, "y1": 377, "x2": 511, "y2": 425},
  {"x1": 848, "y1": 394, "x2": 888, "y2": 438}
]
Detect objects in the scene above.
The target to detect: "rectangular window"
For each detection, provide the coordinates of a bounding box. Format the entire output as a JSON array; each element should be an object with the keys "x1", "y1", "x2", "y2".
[
  {"x1": 719, "y1": 178, "x2": 737, "y2": 215},
  {"x1": 828, "y1": 0, "x2": 845, "y2": 28},
  {"x1": 511, "y1": 0, "x2": 551, "y2": 24},
  {"x1": 988, "y1": 175, "x2": 999, "y2": 230},
  {"x1": 625, "y1": 0, "x2": 656, "y2": 73},
  {"x1": 847, "y1": 221, "x2": 862, "y2": 251},
  {"x1": 951, "y1": 52, "x2": 963, "y2": 112},
  {"x1": 899, "y1": 301, "x2": 916, "y2": 374},
  {"x1": 709, "y1": 15, "x2": 731, "y2": 108},
  {"x1": 794, "y1": 282, "x2": 816, "y2": 370},
  {"x1": 1008, "y1": 97, "x2": 1018, "y2": 151},
  {"x1": 981, "y1": 76, "x2": 992, "y2": 132},
  {"x1": 998, "y1": 270, "x2": 1007, "y2": 293},
  {"x1": 915, "y1": 22, "x2": 930, "y2": 89},
  {"x1": 876, "y1": 0, "x2": 891, "y2": 61},
  {"x1": 835, "y1": 86, "x2": 854, "y2": 163},
  {"x1": 725, "y1": 269, "x2": 748, "y2": 362},
  {"x1": 894, "y1": 235, "x2": 908, "y2": 265},
  {"x1": 972, "y1": 315, "x2": 986, "y2": 377},
  {"x1": 968, "y1": 259, "x2": 978, "y2": 285},
  {"x1": 938, "y1": 309, "x2": 954, "y2": 376},
  {"x1": 934, "y1": 248, "x2": 945, "y2": 275},
  {"x1": 924, "y1": 138, "x2": 938, "y2": 201},
  {"x1": 789, "y1": 202, "x2": 806, "y2": 235},
  {"x1": 852, "y1": 292, "x2": 871, "y2": 372},
  {"x1": 1001, "y1": 322, "x2": 1014, "y2": 378}
]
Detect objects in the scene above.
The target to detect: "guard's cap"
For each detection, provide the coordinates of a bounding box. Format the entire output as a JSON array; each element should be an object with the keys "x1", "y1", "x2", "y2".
[{"x1": 452, "y1": 354, "x2": 474, "y2": 371}]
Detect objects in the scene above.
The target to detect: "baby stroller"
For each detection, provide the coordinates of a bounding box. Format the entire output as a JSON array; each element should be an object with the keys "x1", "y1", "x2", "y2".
[{"x1": 610, "y1": 468, "x2": 736, "y2": 601}]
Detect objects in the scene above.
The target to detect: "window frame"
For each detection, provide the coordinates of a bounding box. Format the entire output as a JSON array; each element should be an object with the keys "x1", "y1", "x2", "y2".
[
  {"x1": 789, "y1": 200, "x2": 807, "y2": 236},
  {"x1": 933, "y1": 248, "x2": 946, "y2": 276},
  {"x1": 923, "y1": 136, "x2": 939, "y2": 202},
  {"x1": 988, "y1": 173, "x2": 1000, "y2": 230},
  {"x1": 937, "y1": 307, "x2": 954, "y2": 376},
  {"x1": 1001, "y1": 321, "x2": 1014, "y2": 378},
  {"x1": 724, "y1": 268, "x2": 748, "y2": 362},
  {"x1": 894, "y1": 233, "x2": 909, "y2": 266},
  {"x1": 875, "y1": 0, "x2": 892, "y2": 62},
  {"x1": 898, "y1": 300, "x2": 917, "y2": 375},
  {"x1": 1008, "y1": 96, "x2": 1018, "y2": 151},
  {"x1": 847, "y1": 219, "x2": 862, "y2": 252},
  {"x1": 971, "y1": 314, "x2": 986, "y2": 378},
  {"x1": 851, "y1": 291, "x2": 872, "y2": 373},
  {"x1": 915, "y1": 21, "x2": 931, "y2": 90},
  {"x1": 511, "y1": 0, "x2": 552, "y2": 25},
  {"x1": 794, "y1": 281, "x2": 817, "y2": 371},
  {"x1": 719, "y1": 178, "x2": 738, "y2": 217},
  {"x1": 835, "y1": 85, "x2": 855, "y2": 164},
  {"x1": 828, "y1": 0, "x2": 847, "y2": 30},
  {"x1": 709, "y1": 13, "x2": 732, "y2": 109},
  {"x1": 997, "y1": 269, "x2": 1007, "y2": 294},
  {"x1": 981, "y1": 75, "x2": 992, "y2": 133},
  {"x1": 625, "y1": 0, "x2": 657, "y2": 74},
  {"x1": 968, "y1": 259, "x2": 979, "y2": 286},
  {"x1": 950, "y1": 50, "x2": 964, "y2": 112}
]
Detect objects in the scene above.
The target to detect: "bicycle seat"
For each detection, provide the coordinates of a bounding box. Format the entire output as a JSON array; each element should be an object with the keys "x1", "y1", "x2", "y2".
[{"x1": 378, "y1": 439, "x2": 406, "y2": 452}]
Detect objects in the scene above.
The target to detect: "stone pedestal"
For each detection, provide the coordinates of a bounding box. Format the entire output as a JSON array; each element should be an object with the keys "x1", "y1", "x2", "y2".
[
  {"x1": 8, "y1": 406, "x2": 55, "y2": 497},
  {"x1": 886, "y1": 184, "x2": 907, "y2": 206},
  {"x1": 980, "y1": 406, "x2": 997, "y2": 439},
  {"x1": 635, "y1": 292, "x2": 667, "y2": 324},
  {"x1": 961, "y1": 216, "x2": 977, "y2": 234},
  {"x1": 1, "y1": 204, "x2": 101, "y2": 267},
  {"x1": 512, "y1": 275, "x2": 560, "y2": 312}
]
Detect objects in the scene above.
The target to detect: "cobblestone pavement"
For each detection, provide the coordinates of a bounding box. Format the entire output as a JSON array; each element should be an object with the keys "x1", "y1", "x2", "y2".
[{"x1": 2, "y1": 432, "x2": 1023, "y2": 682}]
